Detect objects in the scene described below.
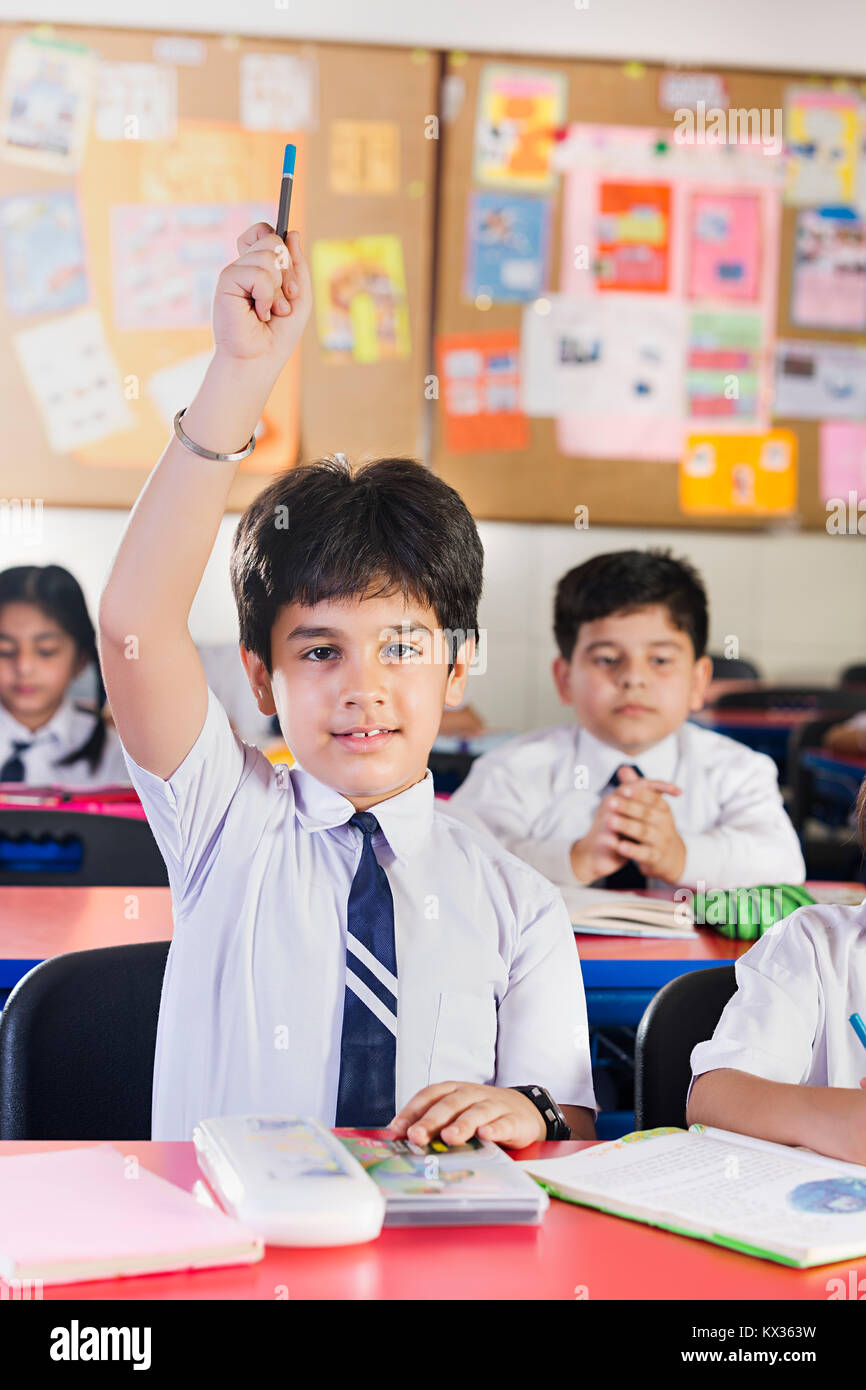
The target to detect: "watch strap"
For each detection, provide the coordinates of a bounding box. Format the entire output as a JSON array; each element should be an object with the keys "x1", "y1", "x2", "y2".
[{"x1": 512, "y1": 1084, "x2": 571, "y2": 1140}]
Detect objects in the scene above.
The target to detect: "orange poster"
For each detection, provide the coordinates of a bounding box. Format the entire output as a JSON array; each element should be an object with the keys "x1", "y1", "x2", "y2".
[
  {"x1": 436, "y1": 330, "x2": 528, "y2": 453},
  {"x1": 597, "y1": 181, "x2": 671, "y2": 293},
  {"x1": 680, "y1": 431, "x2": 797, "y2": 516}
]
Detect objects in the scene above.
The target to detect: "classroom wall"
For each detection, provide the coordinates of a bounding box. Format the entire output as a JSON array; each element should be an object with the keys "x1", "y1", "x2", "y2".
[
  {"x1": 3, "y1": 510, "x2": 863, "y2": 734},
  {"x1": 3, "y1": 3, "x2": 865, "y2": 733},
  {"x1": 19, "y1": 0, "x2": 866, "y2": 76}
]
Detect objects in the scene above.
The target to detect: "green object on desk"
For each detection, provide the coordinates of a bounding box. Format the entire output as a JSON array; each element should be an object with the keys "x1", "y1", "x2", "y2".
[{"x1": 693, "y1": 884, "x2": 816, "y2": 940}]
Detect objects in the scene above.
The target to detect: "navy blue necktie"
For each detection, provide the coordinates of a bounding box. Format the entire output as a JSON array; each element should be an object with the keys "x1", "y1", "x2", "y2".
[
  {"x1": 335, "y1": 812, "x2": 398, "y2": 1127},
  {"x1": 0, "y1": 740, "x2": 32, "y2": 783},
  {"x1": 600, "y1": 764, "x2": 647, "y2": 890}
]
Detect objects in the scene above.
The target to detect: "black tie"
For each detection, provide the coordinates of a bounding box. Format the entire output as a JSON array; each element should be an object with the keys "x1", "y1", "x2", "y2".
[
  {"x1": 599, "y1": 764, "x2": 647, "y2": 890},
  {"x1": 0, "y1": 740, "x2": 32, "y2": 783}
]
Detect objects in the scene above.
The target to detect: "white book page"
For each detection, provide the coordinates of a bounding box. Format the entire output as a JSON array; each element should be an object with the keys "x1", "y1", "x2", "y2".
[{"x1": 521, "y1": 1131, "x2": 866, "y2": 1254}]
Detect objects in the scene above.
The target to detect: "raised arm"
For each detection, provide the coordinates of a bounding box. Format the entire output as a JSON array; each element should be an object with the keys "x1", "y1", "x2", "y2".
[{"x1": 98, "y1": 226, "x2": 312, "y2": 779}]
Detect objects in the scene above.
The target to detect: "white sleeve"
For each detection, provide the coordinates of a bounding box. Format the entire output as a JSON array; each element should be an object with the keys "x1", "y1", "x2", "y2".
[
  {"x1": 494, "y1": 884, "x2": 597, "y2": 1114},
  {"x1": 680, "y1": 750, "x2": 806, "y2": 888},
  {"x1": 118, "y1": 685, "x2": 248, "y2": 902},
  {"x1": 689, "y1": 919, "x2": 819, "y2": 1097},
  {"x1": 449, "y1": 756, "x2": 575, "y2": 888}
]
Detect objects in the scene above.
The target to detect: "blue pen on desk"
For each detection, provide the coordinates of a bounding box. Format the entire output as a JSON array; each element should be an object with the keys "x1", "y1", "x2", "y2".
[
  {"x1": 276, "y1": 143, "x2": 296, "y2": 244},
  {"x1": 849, "y1": 1012, "x2": 866, "y2": 1048}
]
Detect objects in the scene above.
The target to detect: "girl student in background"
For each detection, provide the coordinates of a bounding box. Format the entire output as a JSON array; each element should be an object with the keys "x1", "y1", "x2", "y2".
[{"x1": 0, "y1": 565, "x2": 129, "y2": 787}]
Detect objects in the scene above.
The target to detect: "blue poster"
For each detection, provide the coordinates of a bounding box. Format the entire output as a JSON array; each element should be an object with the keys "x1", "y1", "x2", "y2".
[
  {"x1": 463, "y1": 191, "x2": 551, "y2": 303},
  {"x1": 0, "y1": 189, "x2": 89, "y2": 316}
]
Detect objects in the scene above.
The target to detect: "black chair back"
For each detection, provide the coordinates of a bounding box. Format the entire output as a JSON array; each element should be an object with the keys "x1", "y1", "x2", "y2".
[
  {"x1": 0, "y1": 942, "x2": 170, "y2": 1139},
  {"x1": 840, "y1": 663, "x2": 866, "y2": 688},
  {"x1": 634, "y1": 965, "x2": 737, "y2": 1131},
  {"x1": 711, "y1": 686, "x2": 866, "y2": 715},
  {"x1": 708, "y1": 654, "x2": 761, "y2": 681},
  {"x1": 0, "y1": 809, "x2": 168, "y2": 886}
]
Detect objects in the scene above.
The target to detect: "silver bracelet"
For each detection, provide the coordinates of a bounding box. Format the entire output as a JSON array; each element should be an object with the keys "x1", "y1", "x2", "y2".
[{"x1": 173, "y1": 407, "x2": 257, "y2": 462}]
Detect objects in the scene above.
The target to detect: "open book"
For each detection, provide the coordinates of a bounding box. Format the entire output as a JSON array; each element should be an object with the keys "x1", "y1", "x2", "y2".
[
  {"x1": 519, "y1": 1126, "x2": 866, "y2": 1268},
  {"x1": 561, "y1": 885, "x2": 697, "y2": 938}
]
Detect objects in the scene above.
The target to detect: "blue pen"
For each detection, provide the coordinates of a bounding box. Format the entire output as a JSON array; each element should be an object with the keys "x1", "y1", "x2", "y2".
[
  {"x1": 849, "y1": 1012, "x2": 866, "y2": 1048},
  {"x1": 276, "y1": 143, "x2": 296, "y2": 245}
]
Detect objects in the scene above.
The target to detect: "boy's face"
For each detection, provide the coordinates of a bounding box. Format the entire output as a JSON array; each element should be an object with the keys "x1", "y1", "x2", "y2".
[
  {"x1": 553, "y1": 603, "x2": 712, "y2": 756},
  {"x1": 0, "y1": 601, "x2": 86, "y2": 730},
  {"x1": 241, "y1": 588, "x2": 472, "y2": 810}
]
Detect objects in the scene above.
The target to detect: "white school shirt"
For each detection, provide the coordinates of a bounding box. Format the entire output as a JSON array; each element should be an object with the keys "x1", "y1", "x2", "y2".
[
  {"x1": 447, "y1": 721, "x2": 806, "y2": 891},
  {"x1": 119, "y1": 687, "x2": 597, "y2": 1141},
  {"x1": 690, "y1": 899, "x2": 866, "y2": 1092},
  {"x1": 0, "y1": 696, "x2": 130, "y2": 788}
]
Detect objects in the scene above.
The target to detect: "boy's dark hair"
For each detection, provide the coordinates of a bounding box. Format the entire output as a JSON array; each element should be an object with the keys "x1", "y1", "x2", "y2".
[
  {"x1": 230, "y1": 456, "x2": 484, "y2": 673},
  {"x1": 553, "y1": 549, "x2": 709, "y2": 662},
  {"x1": 0, "y1": 564, "x2": 106, "y2": 772}
]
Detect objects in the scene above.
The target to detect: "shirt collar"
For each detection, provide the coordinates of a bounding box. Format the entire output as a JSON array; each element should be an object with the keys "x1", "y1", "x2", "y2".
[
  {"x1": 0, "y1": 696, "x2": 79, "y2": 749},
  {"x1": 288, "y1": 763, "x2": 435, "y2": 863},
  {"x1": 575, "y1": 724, "x2": 679, "y2": 792}
]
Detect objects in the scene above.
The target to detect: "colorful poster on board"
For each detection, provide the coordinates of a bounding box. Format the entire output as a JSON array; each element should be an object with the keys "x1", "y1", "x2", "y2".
[
  {"x1": 596, "y1": 181, "x2": 671, "y2": 292},
  {"x1": 818, "y1": 421, "x2": 866, "y2": 503},
  {"x1": 0, "y1": 32, "x2": 94, "y2": 173},
  {"x1": 436, "y1": 330, "x2": 528, "y2": 452},
  {"x1": 790, "y1": 208, "x2": 866, "y2": 331},
  {"x1": 686, "y1": 310, "x2": 764, "y2": 422},
  {"x1": 463, "y1": 191, "x2": 551, "y2": 302},
  {"x1": 12, "y1": 308, "x2": 134, "y2": 453},
  {"x1": 774, "y1": 340, "x2": 866, "y2": 418},
  {"x1": 93, "y1": 61, "x2": 177, "y2": 141},
  {"x1": 522, "y1": 293, "x2": 685, "y2": 426},
  {"x1": 687, "y1": 191, "x2": 762, "y2": 301},
  {"x1": 239, "y1": 52, "x2": 318, "y2": 131},
  {"x1": 329, "y1": 120, "x2": 400, "y2": 195},
  {"x1": 785, "y1": 88, "x2": 861, "y2": 206},
  {"x1": 474, "y1": 64, "x2": 566, "y2": 191},
  {"x1": 311, "y1": 235, "x2": 410, "y2": 363},
  {"x1": 680, "y1": 431, "x2": 797, "y2": 515},
  {"x1": 0, "y1": 190, "x2": 89, "y2": 316},
  {"x1": 110, "y1": 201, "x2": 272, "y2": 331}
]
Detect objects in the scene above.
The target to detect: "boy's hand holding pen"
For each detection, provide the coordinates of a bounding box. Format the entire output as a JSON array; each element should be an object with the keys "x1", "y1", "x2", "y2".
[{"x1": 212, "y1": 223, "x2": 312, "y2": 368}]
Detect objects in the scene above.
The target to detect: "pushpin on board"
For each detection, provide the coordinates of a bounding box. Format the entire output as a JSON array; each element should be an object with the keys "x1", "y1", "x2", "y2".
[{"x1": 623, "y1": 62, "x2": 646, "y2": 79}]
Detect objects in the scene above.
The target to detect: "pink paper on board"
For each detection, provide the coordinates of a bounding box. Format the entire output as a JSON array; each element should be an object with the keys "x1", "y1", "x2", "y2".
[
  {"x1": 556, "y1": 124, "x2": 781, "y2": 461},
  {"x1": 687, "y1": 192, "x2": 762, "y2": 300},
  {"x1": 818, "y1": 421, "x2": 866, "y2": 502}
]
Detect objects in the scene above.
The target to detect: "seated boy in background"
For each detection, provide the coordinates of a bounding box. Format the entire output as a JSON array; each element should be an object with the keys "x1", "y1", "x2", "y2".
[
  {"x1": 687, "y1": 778, "x2": 866, "y2": 1166},
  {"x1": 450, "y1": 550, "x2": 805, "y2": 892},
  {"x1": 98, "y1": 222, "x2": 596, "y2": 1145}
]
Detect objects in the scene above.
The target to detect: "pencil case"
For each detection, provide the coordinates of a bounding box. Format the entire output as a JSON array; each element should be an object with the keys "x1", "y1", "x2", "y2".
[{"x1": 691, "y1": 883, "x2": 816, "y2": 940}]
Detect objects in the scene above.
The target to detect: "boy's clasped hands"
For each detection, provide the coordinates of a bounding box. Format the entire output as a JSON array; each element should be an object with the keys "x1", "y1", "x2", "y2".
[{"x1": 570, "y1": 764, "x2": 687, "y2": 885}]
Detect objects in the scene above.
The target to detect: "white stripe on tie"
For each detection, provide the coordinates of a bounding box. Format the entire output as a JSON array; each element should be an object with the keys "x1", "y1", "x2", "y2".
[
  {"x1": 345, "y1": 969, "x2": 398, "y2": 1036},
  {"x1": 346, "y1": 931, "x2": 398, "y2": 1000}
]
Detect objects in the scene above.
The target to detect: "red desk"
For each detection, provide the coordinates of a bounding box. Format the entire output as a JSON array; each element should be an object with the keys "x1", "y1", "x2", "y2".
[{"x1": 4, "y1": 1138, "x2": 860, "y2": 1301}]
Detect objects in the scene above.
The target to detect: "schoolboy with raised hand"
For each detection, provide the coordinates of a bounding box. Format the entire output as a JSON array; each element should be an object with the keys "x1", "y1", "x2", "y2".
[{"x1": 99, "y1": 223, "x2": 597, "y2": 1146}]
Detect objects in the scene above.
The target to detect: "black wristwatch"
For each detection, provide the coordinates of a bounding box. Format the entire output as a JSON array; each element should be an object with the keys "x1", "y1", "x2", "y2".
[{"x1": 512, "y1": 1085, "x2": 571, "y2": 1140}]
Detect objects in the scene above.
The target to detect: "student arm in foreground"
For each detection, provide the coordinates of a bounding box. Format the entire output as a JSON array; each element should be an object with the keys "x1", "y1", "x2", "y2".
[
  {"x1": 687, "y1": 1069, "x2": 866, "y2": 1166},
  {"x1": 98, "y1": 226, "x2": 311, "y2": 780}
]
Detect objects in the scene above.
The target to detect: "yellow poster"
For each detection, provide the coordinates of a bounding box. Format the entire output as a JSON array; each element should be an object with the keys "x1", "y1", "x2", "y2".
[
  {"x1": 329, "y1": 120, "x2": 400, "y2": 195},
  {"x1": 680, "y1": 432, "x2": 797, "y2": 516},
  {"x1": 474, "y1": 63, "x2": 566, "y2": 191},
  {"x1": 311, "y1": 235, "x2": 410, "y2": 363}
]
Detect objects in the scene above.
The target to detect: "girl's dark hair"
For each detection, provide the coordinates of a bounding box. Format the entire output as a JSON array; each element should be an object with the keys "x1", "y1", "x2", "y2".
[
  {"x1": 230, "y1": 456, "x2": 484, "y2": 673},
  {"x1": 553, "y1": 548, "x2": 709, "y2": 662},
  {"x1": 0, "y1": 565, "x2": 106, "y2": 772}
]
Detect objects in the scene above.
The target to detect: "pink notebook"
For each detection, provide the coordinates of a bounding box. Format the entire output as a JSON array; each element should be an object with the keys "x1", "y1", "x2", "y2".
[{"x1": 0, "y1": 1144, "x2": 263, "y2": 1286}]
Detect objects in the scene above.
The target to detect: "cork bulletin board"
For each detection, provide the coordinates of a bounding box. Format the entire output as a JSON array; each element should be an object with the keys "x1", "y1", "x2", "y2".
[
  {"x1": 0, "y1": 23, "x2": 438, "y2": 510},
  {"x1": 432, "y1": 50, "x2": 866, "y2": 529}
]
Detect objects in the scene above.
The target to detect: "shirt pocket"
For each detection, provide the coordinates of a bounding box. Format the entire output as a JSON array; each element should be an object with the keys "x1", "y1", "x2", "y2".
[{"x1": 428, "y1": 990, "x2": 498, "y2": 1086}]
